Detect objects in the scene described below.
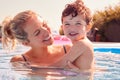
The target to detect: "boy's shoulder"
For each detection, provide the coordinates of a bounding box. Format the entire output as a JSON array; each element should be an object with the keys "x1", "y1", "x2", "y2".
[
  {"x1": 76, "y1": 38, "x2": 92, "y2": 45},
  {"x1": 74, "y1": 38, "x2": 93, "y2": 49}
]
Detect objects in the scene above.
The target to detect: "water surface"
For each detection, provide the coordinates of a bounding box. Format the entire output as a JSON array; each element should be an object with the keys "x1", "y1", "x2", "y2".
[{"x1": 0, "y1": 43, "x2": 120, "y2": 80}]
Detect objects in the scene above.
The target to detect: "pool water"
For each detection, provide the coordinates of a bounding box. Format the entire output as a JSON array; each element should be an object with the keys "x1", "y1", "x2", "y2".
[{"x1": 0, "y1": 43, "x2": 120, "y2": 80}]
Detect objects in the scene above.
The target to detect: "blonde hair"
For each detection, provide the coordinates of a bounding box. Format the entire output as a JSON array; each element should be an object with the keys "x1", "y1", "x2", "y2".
[{"x1": 2, "y1": 10, "x2": 37, "y2": 50}]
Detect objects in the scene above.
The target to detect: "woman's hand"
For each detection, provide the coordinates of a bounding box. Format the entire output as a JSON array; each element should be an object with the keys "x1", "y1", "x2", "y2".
[{"x1": 67, "y1": 61, "x2": 80, "y2": 71}]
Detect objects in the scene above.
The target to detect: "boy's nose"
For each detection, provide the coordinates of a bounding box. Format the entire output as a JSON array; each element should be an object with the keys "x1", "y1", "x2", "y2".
[{"x1": 69, "y1": 25, "x2": 76, "y2": 30}]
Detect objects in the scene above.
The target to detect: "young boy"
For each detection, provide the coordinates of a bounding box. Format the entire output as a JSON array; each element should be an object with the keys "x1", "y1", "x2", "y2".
[{"x1": 52, "y1": 0, "x2": 94, "y2": 71}]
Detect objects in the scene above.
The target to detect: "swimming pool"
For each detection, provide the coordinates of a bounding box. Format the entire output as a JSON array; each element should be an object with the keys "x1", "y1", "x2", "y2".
[{"x1": 0, "y1": 42, "x2": 120, "y2": 80}]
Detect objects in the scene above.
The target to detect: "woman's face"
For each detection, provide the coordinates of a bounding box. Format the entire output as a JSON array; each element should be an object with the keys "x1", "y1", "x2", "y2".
[
  {"x1": 62, "y1": 15, "x2": 87, "y2": 41},
  {"x1": 24, "y1": 16, "x2": 54, "y2": 47}
]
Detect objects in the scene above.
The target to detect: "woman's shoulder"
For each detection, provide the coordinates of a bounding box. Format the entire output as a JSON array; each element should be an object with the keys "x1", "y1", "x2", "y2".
[{"x1": 10, "y1": 54, "x2": 24, "y2": 62}]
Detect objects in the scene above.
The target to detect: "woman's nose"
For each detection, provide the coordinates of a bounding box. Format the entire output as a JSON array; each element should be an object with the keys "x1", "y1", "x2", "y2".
[{"x1": 42, "y1": 27, "x2": 50, "y2": 37}]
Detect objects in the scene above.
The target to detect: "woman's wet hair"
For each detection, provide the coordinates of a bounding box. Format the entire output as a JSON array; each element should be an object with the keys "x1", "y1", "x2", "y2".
[{"x1": 2, "y1": 10, "x2": 37, "y2": 50}]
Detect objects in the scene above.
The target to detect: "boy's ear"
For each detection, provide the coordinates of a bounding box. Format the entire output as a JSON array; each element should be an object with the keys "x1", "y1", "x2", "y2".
[
  {"x1": 59, "y1": 25, "x2": 64, "y2": 35},
  {"x1": 61, "y1": 25, "x2": 63, "y2": 30},
  {"x1": 86, "y1": 23, "x2": 92, "y2": 32}
]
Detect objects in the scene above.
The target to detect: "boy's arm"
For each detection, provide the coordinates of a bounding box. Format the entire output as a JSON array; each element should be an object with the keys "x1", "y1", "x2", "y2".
[{"x1": 52, "y1": 41, "x2": 86, "y2": 67}]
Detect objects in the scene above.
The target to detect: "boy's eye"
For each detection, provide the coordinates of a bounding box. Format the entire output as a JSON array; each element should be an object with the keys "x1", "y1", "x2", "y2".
[
  {"x1": 64, "y1": 23, "x2": 70, "y2": 26},
  {"x1": 76, "y1": 22, "x2": 82, "y2": 26}
]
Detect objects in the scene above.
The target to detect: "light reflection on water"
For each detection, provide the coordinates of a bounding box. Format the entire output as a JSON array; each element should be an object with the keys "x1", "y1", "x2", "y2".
[{"x1": 0, "y1": 43, "x2": 120, "y2": 80}]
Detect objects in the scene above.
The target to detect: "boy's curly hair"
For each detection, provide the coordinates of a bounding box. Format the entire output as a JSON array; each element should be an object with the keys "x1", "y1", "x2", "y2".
[{"x1": 61, "y1": 0, "x2": 92, "y2": 25}]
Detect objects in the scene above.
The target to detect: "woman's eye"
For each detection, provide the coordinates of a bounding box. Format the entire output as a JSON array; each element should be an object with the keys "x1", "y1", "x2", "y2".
[{"x1": 35, "y1": 30, "x2": 40, "y2": 36}]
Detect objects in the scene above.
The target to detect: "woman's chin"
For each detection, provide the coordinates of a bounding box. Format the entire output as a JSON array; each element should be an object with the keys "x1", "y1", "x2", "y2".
[{"x1": 47, "y1": 40, "x2": 54, "y2": 45}]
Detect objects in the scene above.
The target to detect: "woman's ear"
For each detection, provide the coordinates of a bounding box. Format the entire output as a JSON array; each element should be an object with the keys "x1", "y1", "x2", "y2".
[{"x1": 22, "y1": 41, "x2": 30, "y2": 46}]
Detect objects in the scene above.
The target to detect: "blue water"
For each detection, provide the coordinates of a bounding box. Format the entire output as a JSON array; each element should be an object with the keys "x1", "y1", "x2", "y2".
[
  {"x1": 0, "y1": 43, "x2": 120, "y2": 80},
  {"x1": 94, "y1": 47, "x2": 120, "y2": 54}
]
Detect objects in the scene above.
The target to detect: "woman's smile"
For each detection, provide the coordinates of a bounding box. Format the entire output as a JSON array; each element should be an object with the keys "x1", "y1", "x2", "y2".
[{"x1": 42, "y1": 35, "x2": 52, "y2": 42}]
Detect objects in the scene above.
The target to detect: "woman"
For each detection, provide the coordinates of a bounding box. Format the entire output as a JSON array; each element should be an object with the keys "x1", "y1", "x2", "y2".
[{"x1": 2, "y1": 10, "x2": 73, "y2": 67}]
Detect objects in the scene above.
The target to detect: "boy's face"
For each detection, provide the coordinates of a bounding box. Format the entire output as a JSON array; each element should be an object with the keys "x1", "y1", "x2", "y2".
[{"x1": 62, "y1": 15, "x2": 88, "y2": 41}]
